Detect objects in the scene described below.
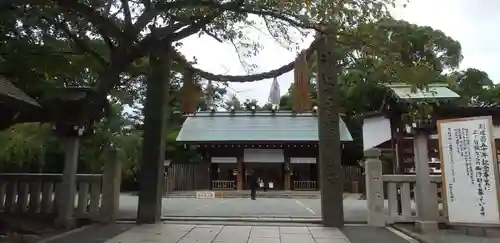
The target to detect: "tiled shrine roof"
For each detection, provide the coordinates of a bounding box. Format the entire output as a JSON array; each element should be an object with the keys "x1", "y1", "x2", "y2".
[
  {"x1": 176, "y1": 111, "x2": 353, "y2": 142},
  {"x1": 386, "y1": 83, "x2": 460, "y2": 100}
]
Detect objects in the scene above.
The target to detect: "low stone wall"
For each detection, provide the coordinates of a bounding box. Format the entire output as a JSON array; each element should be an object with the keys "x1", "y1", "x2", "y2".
[{"x1": 0, "y1": 159, "x2": 120, "y2": 224}]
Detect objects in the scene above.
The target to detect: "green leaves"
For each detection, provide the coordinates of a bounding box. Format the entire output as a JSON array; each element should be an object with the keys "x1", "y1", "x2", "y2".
[
  {"x1": 0, "y1": 123, "x2": 52, "y2": 171},
  {"x1": 448, "y1": 68, "x2": 497, "y2": 107},
  {"x1": 335, "y1": 18, "x2": 463, "y2": 92}
]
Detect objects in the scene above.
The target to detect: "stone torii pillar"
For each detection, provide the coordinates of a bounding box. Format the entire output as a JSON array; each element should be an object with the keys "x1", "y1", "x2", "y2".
[
  {"x1": 137, "y1": 45, "x2": 170, "y2": 224},
  {"x1": 316, "y1": 27, "x2": 344, "y2": 227}
]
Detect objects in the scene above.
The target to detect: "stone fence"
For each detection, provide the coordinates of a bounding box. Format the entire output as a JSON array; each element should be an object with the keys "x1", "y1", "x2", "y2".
[
  {"x1": 0, "y1": 158, "x2": 121, "y2": 223},
  {"x1": 364, "y1": 149, "x2": 445, "y2": 226}
]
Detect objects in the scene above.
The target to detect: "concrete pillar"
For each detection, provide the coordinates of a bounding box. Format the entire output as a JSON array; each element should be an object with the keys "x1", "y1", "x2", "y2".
[
  {"x1": 364, "y1": 149, "x2": 385, "y2": 227},
  {"x1": 101, "y1": 148, "x2": 122, "y2": 223},
  {"x1": 137, "y1": 46, "x2": 170, "y2": 224},
  {"x1": 413, "y1": 132, "x2": 439, "y2": 233},
  {"x1": 56, "y1": 136, "x2": 80, "y2": 228}
]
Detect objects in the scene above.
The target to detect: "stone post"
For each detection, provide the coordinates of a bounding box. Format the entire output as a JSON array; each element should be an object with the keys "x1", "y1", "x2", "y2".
[
  {"x1": 100, "y1": 148, "x2": 122, "y2": 223},
  {"x1": 364, "y1": 149, "x2": 386, "y2": 227},
  {"x1": 413, "y1": 132, "x2": 439, "y2": 233},
  {"x1": 55, "y1": 136, "x2": 80, "y2": 228}
]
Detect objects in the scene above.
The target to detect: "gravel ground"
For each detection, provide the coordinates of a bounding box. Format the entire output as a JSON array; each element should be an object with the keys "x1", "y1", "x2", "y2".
[{"x1": 118, "y1": 195, "x2": 369, "y2": 222}]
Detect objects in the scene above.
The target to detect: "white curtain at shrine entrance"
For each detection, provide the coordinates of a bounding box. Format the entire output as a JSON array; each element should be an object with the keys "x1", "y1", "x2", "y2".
[
  {"x1": 210, "y1": 157, "x2": 237, "y2": 163},
  {"x1": 243, "y1": 149, "x2": 284, "y2": 163},
  {"x1": 290, "y1": 157, "x2": 316, "y2": 164}
]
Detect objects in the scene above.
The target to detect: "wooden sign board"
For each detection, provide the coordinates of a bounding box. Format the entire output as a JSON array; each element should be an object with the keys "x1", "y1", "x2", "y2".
[
  {"x1": 196, "y1": 191, "x2": 215, "y2": 199},
  {"x1": 437, "y1": 116, "x2": 500, "y2": 225}
]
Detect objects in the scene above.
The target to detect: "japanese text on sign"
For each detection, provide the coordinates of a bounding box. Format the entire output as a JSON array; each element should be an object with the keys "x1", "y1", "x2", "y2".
[{"x1": 438, "y1": 116, "x2": 500, "y2": 224}]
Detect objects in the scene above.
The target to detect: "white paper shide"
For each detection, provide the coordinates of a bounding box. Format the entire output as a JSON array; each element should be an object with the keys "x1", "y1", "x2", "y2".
[{"x1": 439, "y1": 116, "x2": 500, "y2": 224}]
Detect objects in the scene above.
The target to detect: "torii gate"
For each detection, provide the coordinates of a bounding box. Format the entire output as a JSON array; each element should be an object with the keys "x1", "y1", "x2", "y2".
[{"x1": 136, "y1": 27, "x2": 346, "y2": 227}]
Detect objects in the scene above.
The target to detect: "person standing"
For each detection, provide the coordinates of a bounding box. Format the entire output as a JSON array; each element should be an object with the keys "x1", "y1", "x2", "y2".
[{"x1": 249, "y1": 170, "x2": 257, "y2": 200}]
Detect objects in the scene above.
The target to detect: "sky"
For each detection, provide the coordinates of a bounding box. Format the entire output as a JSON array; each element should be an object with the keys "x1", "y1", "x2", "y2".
[{"x1": 178, "y1": 0, "x2": 500, "y2": 105}]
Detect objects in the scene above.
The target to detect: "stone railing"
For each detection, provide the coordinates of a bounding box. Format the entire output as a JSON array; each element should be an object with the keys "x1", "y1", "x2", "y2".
[
  {"x1": 0, "y1": 158, "x2": 121, "y2": 223},
  {"x1": 0, "y1": 174, "x2": 101, "y2": 217},
  {"x1": 211, "y1": 180, "x2": 235, "y2": 190},
  {"x1": 383, "y1": 174, "x2": 443, "y2": 223},
  {"x1": 364, "y1": 149, "x2": 444, "y2": 226},
  {"x1": 293, "y1": 180, "x2": 317, "y2": 190}
]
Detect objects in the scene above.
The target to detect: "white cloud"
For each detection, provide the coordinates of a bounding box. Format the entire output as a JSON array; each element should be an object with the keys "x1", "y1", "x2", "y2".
[{"x1": 179, "y1": 0, "x2": 500, "y2": 104}]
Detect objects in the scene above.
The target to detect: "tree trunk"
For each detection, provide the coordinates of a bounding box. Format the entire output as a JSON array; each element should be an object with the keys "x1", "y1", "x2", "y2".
[
  {"x1": 137, "y1": 44, "x2": 170, "y2": 224},
  {"x1": 316, "y1": 29, "x2": 344, "y2": 227}
]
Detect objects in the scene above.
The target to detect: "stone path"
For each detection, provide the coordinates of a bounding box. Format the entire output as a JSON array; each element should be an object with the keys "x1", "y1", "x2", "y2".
[
  {"x1": 43, "y1": 222, "x2": 415, "y2": 243},
  {"x1": 105, "y1": 224, "x2": 351, "y2": 243}
]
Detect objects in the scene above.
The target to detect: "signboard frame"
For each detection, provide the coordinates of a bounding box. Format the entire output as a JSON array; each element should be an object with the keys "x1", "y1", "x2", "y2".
[
  {"x1": 437, "y1": 116, "x2": 500, "y2": 226},
  {"x1": 196, "y1": 191, "x2": 215, "y2": 199}
]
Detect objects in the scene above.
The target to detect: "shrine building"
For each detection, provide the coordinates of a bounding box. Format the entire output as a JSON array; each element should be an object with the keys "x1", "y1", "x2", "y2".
[
  {"x1": 362, "y1": 83, "x2": 500, "y2": 174},
  {"x1": 176, "y1": 109, "x2": 353, "y2": 191}
]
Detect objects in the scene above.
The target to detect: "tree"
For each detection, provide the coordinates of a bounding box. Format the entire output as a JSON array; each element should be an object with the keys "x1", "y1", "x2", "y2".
[
  {"x1": 448, "y1": 68, "x2": 495, "y2": 106},
  {"x1": 242, "y1": 98, "x2": 260, "y2": 110},
  {"x1": 224, "y1": 94, "x2": 243, "y2": 110}
]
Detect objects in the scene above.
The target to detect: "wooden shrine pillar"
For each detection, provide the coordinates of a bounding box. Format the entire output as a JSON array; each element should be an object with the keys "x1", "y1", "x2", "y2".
[
  {"x1": 316, "y1": 157, "x2": 320, "y2": 191},
  {"x1": 395, "y1": 131, "x2": 405, "y2": 173},
  {"x1": 236, "y1": 156, "x2": 244, "y2": 190},
  {"x1": 284, "y1": 155, "x2": 291, "y2": 190}
]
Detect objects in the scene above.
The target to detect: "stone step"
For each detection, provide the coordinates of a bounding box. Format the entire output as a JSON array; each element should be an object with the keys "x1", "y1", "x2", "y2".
[
  {"x1": 164, "y1": 190, "x2": 322, "y2": 199},
  {"x1": 160, "y1": 216, "x2": 322, "y2": 224}
]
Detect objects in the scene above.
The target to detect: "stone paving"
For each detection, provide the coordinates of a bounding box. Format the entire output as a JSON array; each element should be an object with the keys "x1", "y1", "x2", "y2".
[
  {"x1": 105, "y1": 224, "x2": 351, "y2": 243},
  {"x1": 394, "y1": 223, "x2": 500, "y2": 243}
]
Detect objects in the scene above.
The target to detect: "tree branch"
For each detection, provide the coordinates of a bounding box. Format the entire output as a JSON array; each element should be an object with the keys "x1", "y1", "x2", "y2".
[
  {"x1": 170, "y1": 17, "x2": 217, "y2": 42},
  {"x1": 202, "y1": 29, "x2": 223, "y2": 43},
  {"x1": 122, "y1": 0, "x2": 133, "y2": 29},
  {"x1": 229, "y1": 38, "x2": 252, "y2": 73},
  {"x1": 261, "y1": 16, "x2": 295, "y2": 51},
  {"x1": 103, "y1": 0, "x2": 114, "y2": 17},
  {"x1": 54, "y1": 0, "x2": 125, "y2": 45},
  {"x1": 133, "y1": 0, "x2": 217, "y2": 36},
  {"x1": 44, "y1": 16, "x2": 109, "y2": 67}
]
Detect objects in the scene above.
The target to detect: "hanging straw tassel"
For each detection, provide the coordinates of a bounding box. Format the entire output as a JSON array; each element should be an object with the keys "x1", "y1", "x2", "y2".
[
  {"x1": 180, "y1": 70, "x2": 199, "y2": 114},
  {"x1": 292, "y1": 53, "x2": 302, "y2": 113},
  {"x1": 292, "y1": 51, "x2": 310, "y2": 112},
  {"x1": 298, "y1": 51, "x2": 310, "y2": 111}
]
